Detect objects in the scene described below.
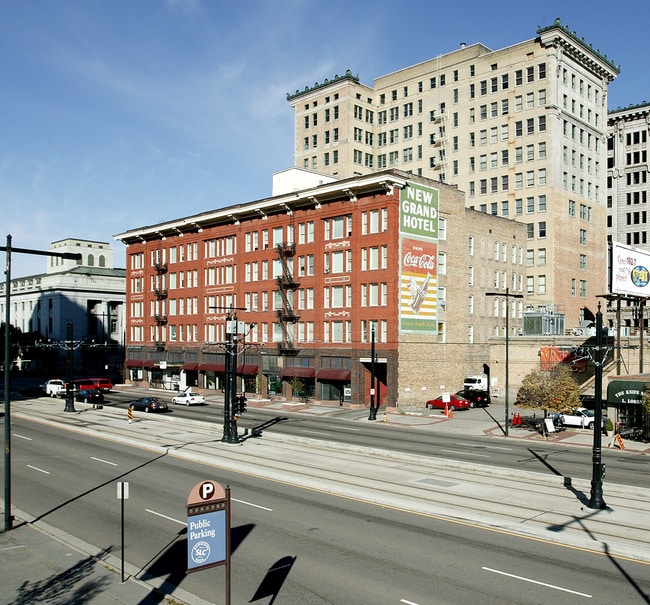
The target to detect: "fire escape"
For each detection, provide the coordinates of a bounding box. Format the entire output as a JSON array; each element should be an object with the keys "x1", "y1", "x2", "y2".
[
  {"x1": 153, "y1": 260, "x2": 168, "y2": 349},
  {"x1": 276, "y1": 242, "x2": 300, "y2": 356}
]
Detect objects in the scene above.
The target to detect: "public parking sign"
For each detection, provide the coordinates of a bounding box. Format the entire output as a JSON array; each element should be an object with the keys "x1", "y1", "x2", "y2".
[{"x1": 187, "y1": 480, "x2": 230, "y2": 573}]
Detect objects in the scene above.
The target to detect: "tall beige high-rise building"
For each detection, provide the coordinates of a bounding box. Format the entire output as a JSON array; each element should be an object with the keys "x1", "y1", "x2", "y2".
[
  {"x1": 606, "y1": 101, "x2": 650, "y2": 336},
  {"x1": 288, "y1": 19, "x2": 619, "y2": 326}
]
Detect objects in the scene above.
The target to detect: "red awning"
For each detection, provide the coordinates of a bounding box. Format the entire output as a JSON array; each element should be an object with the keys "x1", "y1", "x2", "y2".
[
  {"x1": 316, "y1": 369, "x2": 351, "y2": 381},
  {"x1": 142, "y1": 360, "x2": 155, "y2": 368},
  {"x1": 237, "y1": 364, "x2": 259, "y2": 375},
  {"x1": 181, "y1": 362, "x2": 199, "y2": 371},
  {"x1": 279, "y1": 367, "x2": 315, "y2": 378},
  {"x1": 126, "y1": 359, "x2": 143, "y2": 367},
  {"x1": 199, "y1": 363, "x2": 225, "y2": 373}
]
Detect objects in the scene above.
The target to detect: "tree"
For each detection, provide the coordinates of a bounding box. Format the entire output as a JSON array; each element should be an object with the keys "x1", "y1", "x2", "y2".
[
  {"x1": 288, "y1": 376, "x2": 305, "y2": 399},
  {"x1": 516, "y1": 364, "x2": 581, "y2": 415}
]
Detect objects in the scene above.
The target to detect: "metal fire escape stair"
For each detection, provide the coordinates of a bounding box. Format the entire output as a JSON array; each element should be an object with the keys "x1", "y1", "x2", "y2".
[{"x1": 276, "y1": 242, "x2": 300, "y2": 356}]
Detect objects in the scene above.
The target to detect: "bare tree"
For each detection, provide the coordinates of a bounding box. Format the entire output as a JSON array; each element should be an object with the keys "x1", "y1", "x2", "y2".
[{"x1": 516, "y1": 364, "x2": 580, "y2": 415}]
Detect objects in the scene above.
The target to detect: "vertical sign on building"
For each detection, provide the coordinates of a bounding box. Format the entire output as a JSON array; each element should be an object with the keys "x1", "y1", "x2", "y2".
[
  {"x1": 399, "y1": 182, "x2": 439, "y2": 333},
  {"x1": 187, "y1": 480, "x2": 229, "y2": 573}
]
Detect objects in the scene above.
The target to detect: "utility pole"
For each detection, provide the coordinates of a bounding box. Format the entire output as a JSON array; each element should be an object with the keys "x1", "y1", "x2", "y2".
[
  {"x1": 486, "y1": 288, "x2": 523, "y2": 437},
  {"x1": 2, "y1": 235, "x2": 81, "y2": 531}
]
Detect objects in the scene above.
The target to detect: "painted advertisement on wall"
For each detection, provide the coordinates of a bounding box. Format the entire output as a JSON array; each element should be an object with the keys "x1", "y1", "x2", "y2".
[
  {"x1": 399, "y1": 182, "x2": 439, "y2": 333},
  {"x1": 611, "y1": 241, "x2": 650, "y2": 297}
]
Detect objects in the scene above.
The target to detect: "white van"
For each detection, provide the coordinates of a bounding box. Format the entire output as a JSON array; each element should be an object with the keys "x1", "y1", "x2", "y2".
[{"x1": 463, "y1": 374, "x2": 488, "y2": 391}]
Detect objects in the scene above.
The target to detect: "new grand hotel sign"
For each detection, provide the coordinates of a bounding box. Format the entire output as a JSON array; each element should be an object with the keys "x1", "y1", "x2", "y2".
[{"x1": 399, "y1": 182, "x2": 439, "y2": 334}]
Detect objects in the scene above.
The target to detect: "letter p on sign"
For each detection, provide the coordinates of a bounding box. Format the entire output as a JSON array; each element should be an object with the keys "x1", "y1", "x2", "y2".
[{"x1": 200, "y1": 481, "x2": 215, "y2": 500}]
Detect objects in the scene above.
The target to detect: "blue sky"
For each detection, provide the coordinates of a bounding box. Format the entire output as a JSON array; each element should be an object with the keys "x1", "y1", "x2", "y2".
[{"x1": 2, "y1": 0, "x2": 648, "y2": 276}]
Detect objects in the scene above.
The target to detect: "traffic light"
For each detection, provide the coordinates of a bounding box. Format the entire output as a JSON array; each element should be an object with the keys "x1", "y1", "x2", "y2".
[{"x1": 233, "y1": 395, "x2": 247, "y2": 416}]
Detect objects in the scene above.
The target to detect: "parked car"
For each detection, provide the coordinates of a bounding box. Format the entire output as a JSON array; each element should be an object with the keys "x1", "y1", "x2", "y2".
[
  {"x1": 558, "y1": 407, "x2": 601, "y2": 430},
  {"x1": 74, "y1": 388, "x2": 105, "y2": 404},
  {"x1": 72, "y1": 379, "x2": 96, "y2": 392},
  {"x1": 172, "y1": 391, "x2": 206, "y2": 406},
  {"x1": 425, "y1": 393, "x2": 471, "y2": 411},
  {"x1": 40, "y1": 379, "x2": 66, "y2": 397},
  {"x1": 129, "y1": 397, "x2": 168, "y2": 413},
  {"x1": 455, "y1": 388, "x2": 491, "y2": 408},
  {"x1": 89, "y1": 378, "x2": 113, "y2": 392}
]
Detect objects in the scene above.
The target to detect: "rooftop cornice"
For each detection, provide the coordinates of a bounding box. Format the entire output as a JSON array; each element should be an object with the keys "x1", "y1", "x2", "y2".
[
  {"x1": 608, "y1": 101, "x2": 650, "y2": 120},
  {"x1": 287, "y1": 69, "x2": 361, "y2": 101},
  {"x1": 114, "y1": 170, "x2": 410, "y2": 245},
  {"x1": 537, "y1": 18, "x2": 620, "y2": 80}
]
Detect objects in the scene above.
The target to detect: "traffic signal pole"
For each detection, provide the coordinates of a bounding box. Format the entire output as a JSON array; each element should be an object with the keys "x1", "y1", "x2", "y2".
[{"x1": 221, "y1": 314, "x2": 239, "y2": 444}]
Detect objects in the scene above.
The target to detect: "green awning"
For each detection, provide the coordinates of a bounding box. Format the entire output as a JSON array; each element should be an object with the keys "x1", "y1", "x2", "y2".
[{"x1": 606, "y1": 380, "x2": 648, "y2": 405}]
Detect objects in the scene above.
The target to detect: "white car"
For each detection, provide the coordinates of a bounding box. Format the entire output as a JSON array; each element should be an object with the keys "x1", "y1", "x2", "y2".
[
  {"x1": 40, "y1": 379, "x2": 66, "y2": 397},
  {"x1": 172, "y1": 391, "x2": 206, "y2": 406},
  {"x1": 559, "y1": 407, "x2": 600, "y2": 430}
]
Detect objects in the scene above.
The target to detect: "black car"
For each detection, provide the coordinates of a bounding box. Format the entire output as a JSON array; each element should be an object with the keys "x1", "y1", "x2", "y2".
[
  {"x1": 74, "y1": 388, "x2": 105, "y2": 404},
  {"x1": 129, "y1": 397, "x2": 168, "y2": 413},
  {"x1": 454, "y1": 389, "x2": 491, "y2": 408}
]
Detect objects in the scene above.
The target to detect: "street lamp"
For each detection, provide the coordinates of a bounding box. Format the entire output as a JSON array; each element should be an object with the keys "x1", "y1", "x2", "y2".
[
  {"x1": 486, "y1": 288, "x2": 523, "y2": 437},
  {"x1": 2, "y1": 235, "x2": 81, "y2": 531},
  {"x1": 368, "y1": 326, "x2": 378, "y2": 420},
  {"x1": 587, "y1": 303, "x2": 607, "y2": 509}
]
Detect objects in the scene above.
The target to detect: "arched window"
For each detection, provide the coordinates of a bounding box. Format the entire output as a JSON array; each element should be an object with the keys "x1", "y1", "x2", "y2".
[
  {"x1": 99, "y1": 255, "x2": 106, "y2": 267},
  {"x1": 87, "y1": 254, "x2": 94, "y2": 266}
]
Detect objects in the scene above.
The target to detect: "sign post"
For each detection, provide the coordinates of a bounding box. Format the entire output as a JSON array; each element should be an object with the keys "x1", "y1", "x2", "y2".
[
  {"x1": 117, "y1": 481, "x2": 129, "y2": 583},
  {"x1": 187, "y1": 480, "x2": 231, "y2": 604}
]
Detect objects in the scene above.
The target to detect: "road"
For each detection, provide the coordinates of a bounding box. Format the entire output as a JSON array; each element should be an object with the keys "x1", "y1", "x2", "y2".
[
  {"x1": 9, "y1": 416, "x2": 650, "y2": 605},
  {"x1": 97, "y1": 390, "x2": 650, "y2": 489}
]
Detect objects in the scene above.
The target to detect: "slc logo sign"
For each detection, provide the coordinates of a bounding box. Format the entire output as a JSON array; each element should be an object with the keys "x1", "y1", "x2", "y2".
[{"x1": 191, "y1": 540, "x2": 211, "y2": 565}]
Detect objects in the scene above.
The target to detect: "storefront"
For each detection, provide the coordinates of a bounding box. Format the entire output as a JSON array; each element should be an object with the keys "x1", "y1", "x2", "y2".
[{"x1": 606, "y1": 378, "x2": 650, "y2": 440}]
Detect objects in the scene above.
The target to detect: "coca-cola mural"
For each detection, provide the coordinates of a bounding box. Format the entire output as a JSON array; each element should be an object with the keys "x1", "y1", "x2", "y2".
[{"x1": 400, "y1": 182, "x2": 439, "y2": 333}]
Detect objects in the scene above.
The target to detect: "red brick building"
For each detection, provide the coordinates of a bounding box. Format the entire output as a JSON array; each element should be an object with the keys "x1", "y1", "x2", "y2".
[{"x1": 115, "y1": 169, "x2": 527, "y2": 408}]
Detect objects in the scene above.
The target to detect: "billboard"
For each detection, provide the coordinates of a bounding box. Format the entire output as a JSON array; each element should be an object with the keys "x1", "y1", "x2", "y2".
[
  {"x1": 399, "y1": 182, "x2": 439, "y2": 334},
  {"x1": 611, "y1": 241, "x2": 650, "y2": 297}
]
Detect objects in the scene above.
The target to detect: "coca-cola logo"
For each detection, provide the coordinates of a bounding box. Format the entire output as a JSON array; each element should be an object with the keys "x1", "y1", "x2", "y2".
[{"x1": 404, "y1": 251, "x2": 436, "y2": 270}]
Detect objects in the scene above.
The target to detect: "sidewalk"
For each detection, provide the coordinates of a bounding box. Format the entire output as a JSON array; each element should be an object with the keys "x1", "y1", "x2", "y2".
[{"x1": 2, "y1": 393, "x2": 649, "y2": 605}]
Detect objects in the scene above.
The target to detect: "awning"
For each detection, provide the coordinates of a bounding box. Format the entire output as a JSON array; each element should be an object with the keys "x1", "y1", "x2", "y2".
[
  {"x1": 237, "y1": 364, "x2": 259, "y2": 375},
  {"x1": 279, "y1": 367, "x2": 315, "y2": 378},
  {"x1": 142, "y1": 360, "x2": 155, "y2": 368},
  {"x1": 607, "y1": 380, "x2": 648, "y2": 405},
  {"x1": 199, "y1": 363, "x2": 225, "y2": 373},
  {"x1": 126, "y1": 359, "x2": 143, "y2": 367},
  {"x1": 181, "y1": 362, "x2": 199, "y2": 371},
  {"x1": 316, "y1": 369, "x2": 351, "y2": 381}
]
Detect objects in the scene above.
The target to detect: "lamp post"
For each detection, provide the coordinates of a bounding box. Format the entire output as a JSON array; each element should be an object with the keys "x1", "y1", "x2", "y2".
[
  {"x1": 2, "y1": 235, "x2": 81, "y2": 531},
  {"x1": 486, "y1": 288, "x2": 523, "y2": 437},
  {"x1": 368, "y1": 326, "x2": 378, "y2": 420},
  {"x1": 587, "y1": 303, "x2": 607, "y2": 509},
  {"x1": 63, "y1": 321, "x2": 77, "y2": 413}
]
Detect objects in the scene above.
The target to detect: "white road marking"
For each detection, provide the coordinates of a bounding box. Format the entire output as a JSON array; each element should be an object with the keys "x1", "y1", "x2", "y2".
[
  {"x1": 482, "y1": 567, "x2": 592, "y2": 598},
  {"x1": 146, "y1": 509, "x2": 187, "y2": 525},
  {"x1": 303, "y1": 430, "x2": 332, "y2": 436},
  {"x1": 400, "y1": 599, "x2": 421, "y2": 605},
  {"x1": 332, "y1": 426, "x2": 360, "y2": 431},
  {"x1": 13, "y1": 433, "x2": 32, "y2": 440},
  {"x1": 232, "y1": 498, "x2": 273, "y2": 512},
  {"x1": 91, "y1": 457, "x2": 118, "y2": 466},
  {"x1": 26, "y1": 465, "x2": 50, "y2": 474},
  {"x1": 440, "y1": 449, "x2": 490, "y2": 458},
  {"x1": 0, "y1": 545, "x2": 26, "y2": 553}
]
